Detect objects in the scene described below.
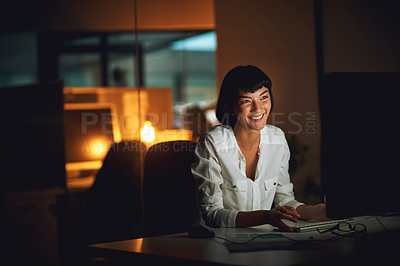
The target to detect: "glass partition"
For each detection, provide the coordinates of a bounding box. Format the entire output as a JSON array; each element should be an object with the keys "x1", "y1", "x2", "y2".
[{"x1": 60, "y1": 31, "x2": 218, "y2": 188}]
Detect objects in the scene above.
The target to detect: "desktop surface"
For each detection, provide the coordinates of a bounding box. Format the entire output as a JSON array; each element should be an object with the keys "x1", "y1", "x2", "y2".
[{"x1": 88, "y1": 215, "x2": 400, "y2": 266}]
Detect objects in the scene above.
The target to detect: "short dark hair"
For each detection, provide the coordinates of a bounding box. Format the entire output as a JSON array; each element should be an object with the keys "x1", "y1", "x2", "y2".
[{"x1": 216, "y1": 65, "x2": 274, "y2": 128}]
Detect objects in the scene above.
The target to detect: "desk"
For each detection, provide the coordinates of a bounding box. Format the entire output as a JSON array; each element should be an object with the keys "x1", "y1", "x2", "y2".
[{"x1": 88, "y1": 216, "x2": 400, "y2": 265}]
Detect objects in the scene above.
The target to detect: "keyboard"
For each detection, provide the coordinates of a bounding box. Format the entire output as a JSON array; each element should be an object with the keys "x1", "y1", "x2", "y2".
[{"x1": 291, "y1": 219, "x2": 351, "y2": 232}]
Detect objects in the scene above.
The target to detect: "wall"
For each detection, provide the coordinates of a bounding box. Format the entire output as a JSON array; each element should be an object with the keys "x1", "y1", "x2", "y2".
[
  {"x1": 0, "y1": 0, "x2": 215, "y2": 32},
  {"x1": 215, "y1": 0, "x2": 321, "y2": 203},
  {"x1": 322, "y1": 0, "x2": 400, "y2": 73}
]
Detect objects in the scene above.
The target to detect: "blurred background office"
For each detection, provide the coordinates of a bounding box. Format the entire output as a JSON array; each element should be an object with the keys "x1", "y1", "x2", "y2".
[{"x1": 1, "y1": 0, "x2": 399, "y2": 265}]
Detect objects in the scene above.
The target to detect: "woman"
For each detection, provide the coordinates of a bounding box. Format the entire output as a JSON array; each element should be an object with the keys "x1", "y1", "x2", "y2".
[{"x1": 191, "y1": 65, "x2": 327, "y2": 231}]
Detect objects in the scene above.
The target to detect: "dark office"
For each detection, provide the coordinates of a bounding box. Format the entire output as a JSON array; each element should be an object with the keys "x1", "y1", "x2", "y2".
[{"x1": 1, "y1": 0, "x2": 400, "y2": 265}]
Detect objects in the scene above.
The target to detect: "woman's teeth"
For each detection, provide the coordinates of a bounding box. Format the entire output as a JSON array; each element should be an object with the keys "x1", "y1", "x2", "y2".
[{"x1": 250, "y1": 114, "x2": 264, "y2": 120}]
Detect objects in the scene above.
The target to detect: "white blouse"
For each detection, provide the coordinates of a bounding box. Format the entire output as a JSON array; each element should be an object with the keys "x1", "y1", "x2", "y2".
[{"x1": 191, "y1": 124, "x2": 304, "y2": 228}]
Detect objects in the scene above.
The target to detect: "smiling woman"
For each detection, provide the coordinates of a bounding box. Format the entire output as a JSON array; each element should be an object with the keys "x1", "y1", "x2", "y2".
[{"x1": 192, "y1": 65, "x2": 329, "y2": 230}]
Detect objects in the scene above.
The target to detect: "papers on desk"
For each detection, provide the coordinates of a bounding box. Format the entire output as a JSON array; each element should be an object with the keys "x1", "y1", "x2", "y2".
[
  {"x1": 216, "y1": 225, "x2": 333, "y2": 252},
  {"x1": 216, "y1": 216, "x2": 400, "y2": 253},
  {"x1": 224, "y1": 238, "x2": 329, "y2": 252},
  {"x1": 221, "y1": 233, "x2": 331, "y2": 252}
]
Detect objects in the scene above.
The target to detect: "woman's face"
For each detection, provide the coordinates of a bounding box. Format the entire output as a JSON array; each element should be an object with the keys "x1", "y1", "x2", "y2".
[{"x1": 233, "y1": 87, "x2": 271, "y2": 132}]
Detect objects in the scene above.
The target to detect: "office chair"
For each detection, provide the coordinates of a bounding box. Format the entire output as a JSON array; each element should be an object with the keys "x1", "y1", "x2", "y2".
[
  {"x1": 143, "y1": 140, "x2": 199, "y2": 237},
  {"x1": 82, "y1": 140, "x2": 146, "y2": 244}
]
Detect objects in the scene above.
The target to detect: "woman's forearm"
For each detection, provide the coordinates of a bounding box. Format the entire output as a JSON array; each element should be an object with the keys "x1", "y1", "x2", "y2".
[
  {"x1": 236, "y1": 206, "x2": 300, "y2": 231},
  {"x1": 296, "y1": 204, "x2": 329, "y2": 221},
  {"x1": 235, "y1": 210, "x2": 268, "y2": 227},
  {"x1": 296, "y1": 205, "x2": 315, "y2": 220}
]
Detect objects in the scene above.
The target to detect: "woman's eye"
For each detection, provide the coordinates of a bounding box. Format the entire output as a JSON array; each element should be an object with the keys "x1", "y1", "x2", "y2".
[
  {"x1": 240, "y1": 100, "x2": 250, "y2": 104},
  {"x1": 261, "y1": 95, "x2": 269, "y2": 100}
]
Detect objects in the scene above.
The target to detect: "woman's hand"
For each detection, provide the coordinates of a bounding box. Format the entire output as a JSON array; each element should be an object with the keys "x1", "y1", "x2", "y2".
[{"x1": 265, "y1": 206, "x2": 301, "y2": 232}]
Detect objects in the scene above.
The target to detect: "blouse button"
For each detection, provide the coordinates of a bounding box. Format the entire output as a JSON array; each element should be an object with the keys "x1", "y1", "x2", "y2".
[
  {"x1": 273, "y1": 182, "x2": 276, "y2": 185},
  {"x1": 233, "y1": 185, "x2": 237, "y2": 189}
]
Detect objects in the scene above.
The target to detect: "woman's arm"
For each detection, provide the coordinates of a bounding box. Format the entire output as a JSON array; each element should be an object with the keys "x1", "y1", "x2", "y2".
[
  {"x1": 296, "y1": 203, "x2": 329, "y2": 221},
  {"x1": 236, "y1": 206, "x2": 301, "y2": 231},
  {"x1": 235, "y1": 204, "x2": 328, "y2": 231},
  {"x1": 273, "y1": 136, "x2": 306, "y2": 210},
  {"x1": 192, "y1": 134, "x2": 238, "y2": 227}
]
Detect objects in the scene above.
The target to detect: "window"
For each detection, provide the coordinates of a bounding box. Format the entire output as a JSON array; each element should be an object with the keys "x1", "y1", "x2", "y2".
[
  {"x1": 0, "y1": 32, "x2": 38, "y2": 87},
  {"x1": 59, "y1": 31, "x2": 217, "y2": 105},
  {"x1": 60, "y1": 31, "x2": 218, "y2": 184}
]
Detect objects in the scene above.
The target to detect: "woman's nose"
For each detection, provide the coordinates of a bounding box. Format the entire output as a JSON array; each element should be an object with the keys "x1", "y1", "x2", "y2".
[{"x1": 252, "y1": 100, "x2": 262, "y2": 112}]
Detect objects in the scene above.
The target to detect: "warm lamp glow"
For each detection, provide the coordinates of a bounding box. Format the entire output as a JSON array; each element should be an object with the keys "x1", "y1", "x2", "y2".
[
  {"x1": 82, "y1": 137, "x2": 110, "y2": 159},
  {"x1": 141, "y1": 121, "x2": 155, "y2": 143}
]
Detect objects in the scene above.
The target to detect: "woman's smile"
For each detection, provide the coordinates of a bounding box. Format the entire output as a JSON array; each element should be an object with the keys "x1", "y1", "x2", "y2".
[{"x1": 249, "y1": 113, "x2": 265, "y2": 121}]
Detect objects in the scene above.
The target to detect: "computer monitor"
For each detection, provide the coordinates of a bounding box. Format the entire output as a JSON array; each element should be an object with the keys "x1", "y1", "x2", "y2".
[
  {"x1": 320, "y1": 72, "x2": 400, "y2": 218},
  {"x1": 64, "y1": 103, "x2": 120, "y2": 178}
]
